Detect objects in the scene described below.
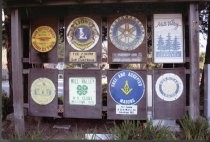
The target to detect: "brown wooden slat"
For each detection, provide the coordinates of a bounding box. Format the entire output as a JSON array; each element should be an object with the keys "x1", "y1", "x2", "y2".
[{"x1": 6, "y1": 0, "x2": 200, "y2": 8}]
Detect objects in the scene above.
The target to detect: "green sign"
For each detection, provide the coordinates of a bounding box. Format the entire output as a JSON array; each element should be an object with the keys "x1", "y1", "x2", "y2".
[{"x1": 69, "y1": 77, "x2": 96, "y2": 105}]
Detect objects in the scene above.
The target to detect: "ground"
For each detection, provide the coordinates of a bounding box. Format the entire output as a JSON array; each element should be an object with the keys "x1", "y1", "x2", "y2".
[{"x1": 2, "y1": 114, "x2": 115, "y2": 140}]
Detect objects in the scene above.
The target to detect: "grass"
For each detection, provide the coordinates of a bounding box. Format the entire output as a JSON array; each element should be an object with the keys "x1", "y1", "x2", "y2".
[
  {"x1": 108, "y1": 120, "x2": 176, "y2": 140},
  {"x1": 3, "y1": 116, "x2": 210, "y2": 140},
  {"x1": 179, "y1": 114, "x2": 209, "y2": 140}
]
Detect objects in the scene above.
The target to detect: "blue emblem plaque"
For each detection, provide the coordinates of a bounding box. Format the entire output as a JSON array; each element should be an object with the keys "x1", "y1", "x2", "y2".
[
  {"x1": 109, "y1": 15, "x2": 145, "y2": 51},
  {"x1": 109, "y1": 70, "x2": 145, "y2": 105},
  {"x1": 66, "y1": 17, "x2": 100, "y2": 51}
]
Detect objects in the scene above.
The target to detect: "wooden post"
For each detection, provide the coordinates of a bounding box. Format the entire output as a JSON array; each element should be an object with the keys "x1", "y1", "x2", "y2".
[
  {"x1": 11, "y1": 9, "x2": 25, "y2": 136},
  {"x1": 189, "y1": 4, "x2": 200, "y2": 120}
]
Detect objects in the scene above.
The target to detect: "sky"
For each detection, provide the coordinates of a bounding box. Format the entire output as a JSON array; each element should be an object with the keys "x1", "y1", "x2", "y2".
[{"x1": 200, "y1": 33, "x2": 207, "y2": 53}]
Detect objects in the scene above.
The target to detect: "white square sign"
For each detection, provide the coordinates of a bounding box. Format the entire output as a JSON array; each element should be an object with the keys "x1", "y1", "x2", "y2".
[
  {"x1": 116, "y1": 105, "x2": 137, "y2": 115},
  {"x1": 69, "y1": 77, "x2": 96, "y2": 105}
]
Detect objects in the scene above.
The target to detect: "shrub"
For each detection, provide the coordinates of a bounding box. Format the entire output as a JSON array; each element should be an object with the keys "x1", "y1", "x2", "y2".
[
  {"x1": 2, "y1": 93, "x2": 13, "y2": 121},
  {"x1": 109, "y1": 120, "x2": 176, "y2": 140},
  {"x1": 179, "y1": 114, "x2": 209, "y2": 140}
]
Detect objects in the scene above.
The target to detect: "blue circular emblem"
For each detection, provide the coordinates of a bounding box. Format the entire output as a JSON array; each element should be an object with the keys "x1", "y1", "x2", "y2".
[
  {"x1": 66, "y1": 17, "x2": 100, "y2": 51},
  {"x1": 109, "y1": 15, "x2": 145, "y2": 51},
  {"x1": 74, "y1": 26, "x2": 92, "y2": 43},
  {"x1": 109, "y1": 70, "x2": 145, "y2": 105}
]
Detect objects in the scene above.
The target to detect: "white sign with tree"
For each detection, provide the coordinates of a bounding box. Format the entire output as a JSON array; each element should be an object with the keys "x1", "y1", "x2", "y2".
[{"x1": 154, "y1": 14, "x2": 184, "y2": 63}]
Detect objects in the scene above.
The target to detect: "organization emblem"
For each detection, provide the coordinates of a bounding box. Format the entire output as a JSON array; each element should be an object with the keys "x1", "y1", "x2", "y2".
[
  {"x1": 155, "y1": 73, "x2": 183, "y2": 101},
  {"x1": 30, "y1": 77, "x2": 56, "y2": 105},
  {"x1": 32, "y1": 26, "x2": 56, "y2": 52},
  {"x1": 66, "y1": 17, "x2": 100, "y2": 51},
  {"x1": 109, "y1": 15, "x2": 145, "y2": 51},
  {"x1": 109, "y1": 70, "x2": 145, "y2": 105}
]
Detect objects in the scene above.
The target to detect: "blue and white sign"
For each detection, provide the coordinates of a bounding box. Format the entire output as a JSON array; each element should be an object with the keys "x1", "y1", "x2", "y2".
[
  {"x1": 109, "y1": 15, "x2": 145, "y2": 51},
  {"x1": 109, "y1": 70, "x2": 145, "y2": 105}
]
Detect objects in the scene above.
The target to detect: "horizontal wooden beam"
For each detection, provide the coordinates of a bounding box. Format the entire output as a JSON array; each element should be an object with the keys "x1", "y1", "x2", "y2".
[{"x1": 6, "y1": 0, "x2": 200, "y2": 8}]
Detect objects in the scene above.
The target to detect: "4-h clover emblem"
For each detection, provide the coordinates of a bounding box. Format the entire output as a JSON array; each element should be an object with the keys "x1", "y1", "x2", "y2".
[{"x1": 77, "y1": 85, "x2": 88, "y2": 95}]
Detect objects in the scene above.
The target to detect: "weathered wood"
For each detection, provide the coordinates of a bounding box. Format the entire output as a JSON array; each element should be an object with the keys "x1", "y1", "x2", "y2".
[
  {"x1": 11, "y1": 9, "x2": 25, "y2": 136},
  {"x1": 189, "y1": 4, "x2": 200, "y2": 120},
  {"x1": 6, "y1": 0, "x2": 201, "y2": 8}
]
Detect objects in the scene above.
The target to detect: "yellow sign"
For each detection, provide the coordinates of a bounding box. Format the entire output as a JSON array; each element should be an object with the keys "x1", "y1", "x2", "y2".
[
  {"x1": 31, "y1": 77, "x2": 56, "y2": 105},
  {"x1": 32, "y1": 26, "x2": 56, "y2": 52},
  {"x1": 69, "y1": 52, "x2": 96, "y2": 62}
]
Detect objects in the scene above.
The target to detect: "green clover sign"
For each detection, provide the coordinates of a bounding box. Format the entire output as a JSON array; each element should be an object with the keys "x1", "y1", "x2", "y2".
[{"x1": 77, "y1": 85, "x2": 88, "y2": 95}]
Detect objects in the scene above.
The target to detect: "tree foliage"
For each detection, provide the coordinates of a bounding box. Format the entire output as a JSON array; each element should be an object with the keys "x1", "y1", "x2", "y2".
[{"x1": 199, "y1": 2, "x2": 209, "y2": 37}]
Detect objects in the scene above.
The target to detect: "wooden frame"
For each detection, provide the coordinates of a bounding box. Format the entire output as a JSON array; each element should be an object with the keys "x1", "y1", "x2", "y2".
[
  {"x1": 8, "y1": 2, "x2": 201, "y2": 135},
  {"x1": 107, "y1": 14, "x2": 147, "y2": 64},
  {"x1": 153, "y1": 68, "x2": 186, "y2": 119}
]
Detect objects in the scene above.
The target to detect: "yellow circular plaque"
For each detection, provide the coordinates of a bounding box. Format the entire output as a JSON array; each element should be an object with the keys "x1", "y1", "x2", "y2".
[
  {"x1": 31, "y1": 77, "x2": 56, "y2": 105},
  {"x1": 32, "y1": 26, "x2": 56, "y2": 52}
]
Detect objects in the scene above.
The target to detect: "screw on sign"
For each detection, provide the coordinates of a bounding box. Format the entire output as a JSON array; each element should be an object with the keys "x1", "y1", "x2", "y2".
[
  {"x1": 109, "y1": 15, "x2": 145, "y2": 51},
  {"x1": 109, "y1": 70, "x2": 145, "y2": 105},
  {"x1": 32, "y1": 26, "x2": 56, "y2": 52},
  {"x1": 66, "y1": 17, "x2": 100, "y2": 51}
]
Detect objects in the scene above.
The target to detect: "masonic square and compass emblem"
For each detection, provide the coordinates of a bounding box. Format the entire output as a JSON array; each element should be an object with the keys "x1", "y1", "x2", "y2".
[
  {"x1": 109, "y1": 15, "x2": 145, "y2": 51},
  {"x1": 66, "y1": 17, "x2": 100, "y2": 51}
]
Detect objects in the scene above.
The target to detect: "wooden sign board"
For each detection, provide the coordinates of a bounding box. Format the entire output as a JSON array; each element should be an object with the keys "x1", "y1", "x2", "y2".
[
  {"x1": 108, "y1": 15, "x2": 147, "y2": 64},
  {"x1": 65, "y1": 16, "x2": 102, "y2": 63},
  {"x1": 64, "y1": 69, "x2": 102, "y2": 119},
  {"x1": 153, "y1": 14, "x2": 184, "y2": 63},
  {"x1": 153, "y1": 68, "x2": 186, "y2": 119},
  {"x1": 107, "y1": 69, "x2": 147, "y2": 120},
  {"x1": 28, "y1": 69, "x2": 58, "y2": 117},
  {"x1": 30, "y1": 17, "x2": 58, "y2": 63}
]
